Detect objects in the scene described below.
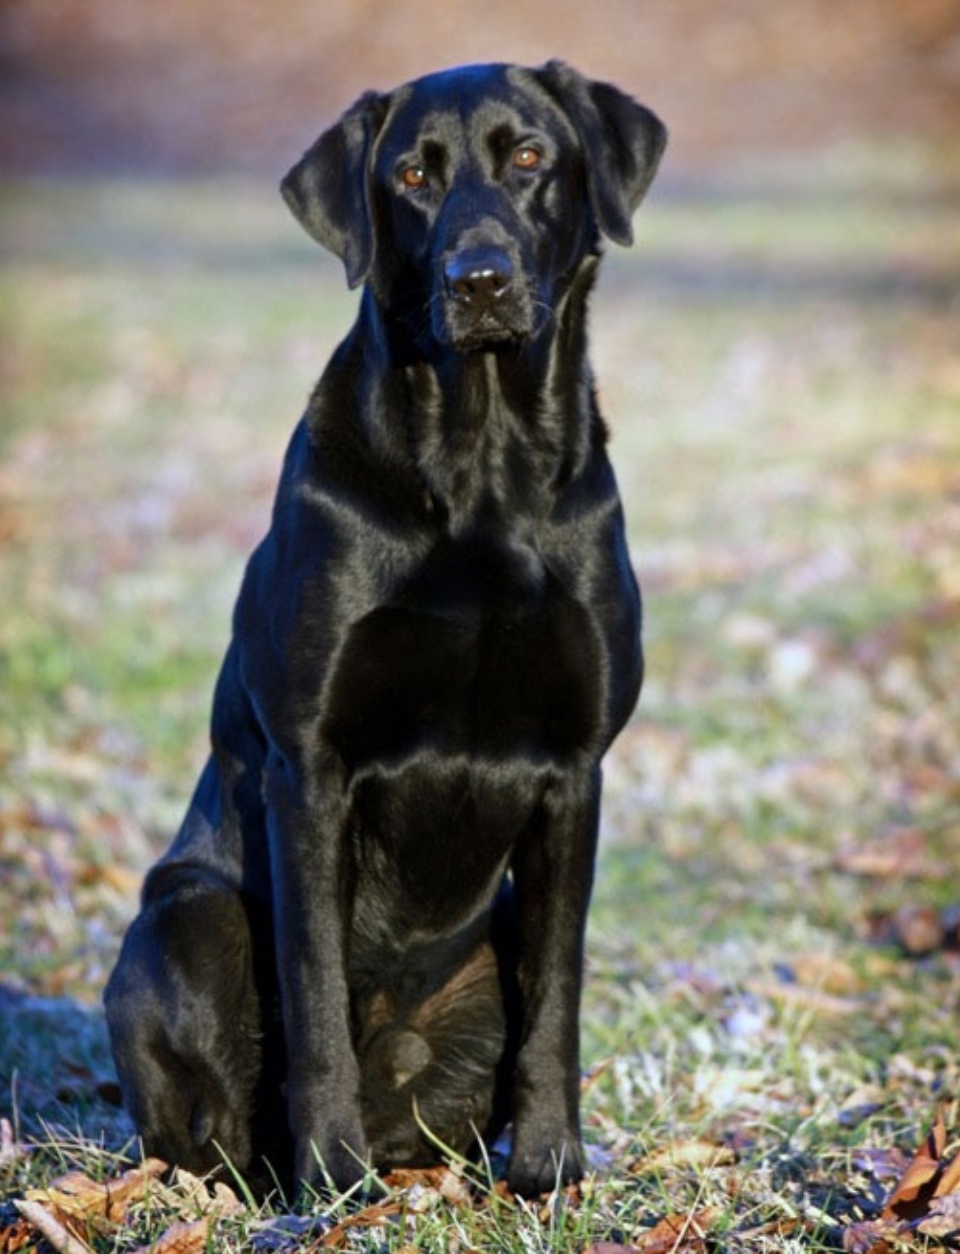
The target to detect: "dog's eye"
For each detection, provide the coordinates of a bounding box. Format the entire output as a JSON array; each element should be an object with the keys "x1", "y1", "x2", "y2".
[
  {"x1": 401, "y1": 165, "x2": 428, "y2": 191},
  {"x1": 512, "y1": 146, "x2": 542, "y2": 171}
]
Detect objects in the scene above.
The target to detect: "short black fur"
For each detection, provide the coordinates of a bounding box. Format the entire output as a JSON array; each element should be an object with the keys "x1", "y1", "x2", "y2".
[{"x1": 105, "y1": 60, "x2": 666, "y2": 1198}]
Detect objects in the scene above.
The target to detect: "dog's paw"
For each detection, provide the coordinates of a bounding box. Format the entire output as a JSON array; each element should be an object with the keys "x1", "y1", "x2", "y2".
[{"x1": 507, "y1": 1128, "x2": 586, "y2": 1197}]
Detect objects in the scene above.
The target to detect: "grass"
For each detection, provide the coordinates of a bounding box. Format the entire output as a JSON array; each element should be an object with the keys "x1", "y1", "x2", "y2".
[{"x1": 1, "y1": 139, "x2": 960, "y2": 1250}]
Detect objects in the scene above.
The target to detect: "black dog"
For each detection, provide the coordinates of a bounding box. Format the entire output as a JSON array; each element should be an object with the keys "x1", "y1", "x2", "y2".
[{"x1": 105, "y1": 60, "x2": 665, "y2": 1198}]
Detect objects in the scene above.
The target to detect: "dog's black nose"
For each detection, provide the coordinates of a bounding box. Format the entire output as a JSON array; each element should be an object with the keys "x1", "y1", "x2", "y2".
[{"x1": 444, "y1": 247, "x2": 514, "y2": 305}]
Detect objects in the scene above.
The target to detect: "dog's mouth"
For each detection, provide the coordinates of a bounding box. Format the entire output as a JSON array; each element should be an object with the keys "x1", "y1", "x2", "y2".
[
  {"x1": 437, "y1": 290, "x2": 543, "y2": 353},
  {"x1": 433, "y1": 242, "x2": 539, "y2": 353},
  {"x1": 445, "y1": 309, "x2": 528, "y2": 353}
]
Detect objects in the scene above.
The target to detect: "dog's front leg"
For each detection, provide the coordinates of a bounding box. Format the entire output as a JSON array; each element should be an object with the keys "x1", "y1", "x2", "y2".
[
  {"x1": 507, "y1": 769, "x2": 601, "y2": 1196},
  {"x1": 265, "y1": 747, "x2": 367, "y2": 1195}
]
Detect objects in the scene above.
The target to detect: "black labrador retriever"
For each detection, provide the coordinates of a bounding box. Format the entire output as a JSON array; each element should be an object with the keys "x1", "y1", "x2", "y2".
[{"x1": 105, "y1": 60, "x2": 666, "y2": 1198}]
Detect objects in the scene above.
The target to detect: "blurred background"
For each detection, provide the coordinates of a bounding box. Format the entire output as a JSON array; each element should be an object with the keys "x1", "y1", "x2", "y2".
[{"x1": 2, "y1": 0, "x2": 960, "y2": 173}]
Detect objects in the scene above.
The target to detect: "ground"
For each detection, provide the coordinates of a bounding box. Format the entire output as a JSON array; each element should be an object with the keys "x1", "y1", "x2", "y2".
[{"x1": 2, "y1": 10, "x2": 960, "y2": 1249}]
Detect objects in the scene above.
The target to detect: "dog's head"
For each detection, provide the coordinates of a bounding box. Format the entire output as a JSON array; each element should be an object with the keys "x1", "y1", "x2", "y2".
[{"x1": 282, "y1": 62, "x2": 666, "y2": 354}]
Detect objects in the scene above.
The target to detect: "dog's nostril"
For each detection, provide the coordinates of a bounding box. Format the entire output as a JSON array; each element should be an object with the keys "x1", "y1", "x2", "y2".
[
  {"x1": 444, "y1": 249, "x2": 513, "y2": 304},
  {"x1": 452, "y1": 268, "x2": 511, "y2": 302}
]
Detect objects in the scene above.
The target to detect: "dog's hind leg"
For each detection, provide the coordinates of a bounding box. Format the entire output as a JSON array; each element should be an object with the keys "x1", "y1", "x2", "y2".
[{"x1": 104, "y1": 863, "x2": 266, "y2": 1179}]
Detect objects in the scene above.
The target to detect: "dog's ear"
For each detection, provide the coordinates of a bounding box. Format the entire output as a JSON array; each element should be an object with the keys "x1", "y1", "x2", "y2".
[
  {"x1": 538, "y1": 61, "x2": 667, "y2": 247},
  {"x1": 281, "y1": 91, "x2": 388, "y2": 288}
]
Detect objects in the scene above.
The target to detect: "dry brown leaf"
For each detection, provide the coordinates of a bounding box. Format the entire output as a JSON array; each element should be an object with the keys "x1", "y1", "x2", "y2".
[
  {"x1": 835, "y1": 829, "x2": 949, "y2": 882},
  {"x1": 0, "y1": 1216, "x2": 37, "y2": 1254},
  {"x1": 170, "y1": 1168, "x2": 243, "y2": 1217},
  {"x1": 320, "y1": 1199, "x2": 403, "y2": 1248},
  {"x1": 738, "y1": 1217, "x2": 804, "y2": 1242},
  {"x1": 883, "y1": 1108, "x2": 947, "y2": 1220},
  {"x1": 437, "y1": 1169, "x2": 472, "y2": 1205},
  {"x1": 631, "y1": 1140, "x2": 736, "y2": 1175},
  {"x1": 26, "y1": 1158, "x2": 167, "y2": 1227},
  {"x1": 381, "y1": 1165, "x2": 470, "y2": 1203},
  {"x1": 129, "y1": 1218, "x2": 211, "y2": 1254},
  {"x1": 788, "y1": 952, "x2": 863, "y2": 995},
  {"x1": 747, "y1": 978, "x2": 859, "y2": 1015},
  {"x1": 75, "y1": 860, "x2": 142, "y2": 895},
  {"x1": 891, "y1": 903, "x2": 944, "y2": 956},
  {"x1": 935, "y1": 1146, "x2": 960, "y2": 1198},
  {"x1": 863, "y1": 454, "x2": 960, "y2": 498},
  {"x1": 13, "y1": 1199, "x2": 94, "y2": 1254},
  {"x1": 843, "y1": 1111, "x2": 960, "y2": 1249},
  {"x1": 25, "y1": 1171, "x2": 107, "y2": 1219},
  {"x1": 635, "y1": 1207, "x2": 722, "y2": 1253},
  {"x1": 15, "y1": 1159, "x2": 170, "y2": 1254},
  {"x1": 104, "y1": 1159, "x2": 170, "y2": 1222}
]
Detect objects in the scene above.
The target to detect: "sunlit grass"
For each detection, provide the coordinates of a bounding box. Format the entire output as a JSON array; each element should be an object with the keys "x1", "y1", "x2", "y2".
[{"x1": 2, "y1": 141, "x2": 959, "y2": 1248}]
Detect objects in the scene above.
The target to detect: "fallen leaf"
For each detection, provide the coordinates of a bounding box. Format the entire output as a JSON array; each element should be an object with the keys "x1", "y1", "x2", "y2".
[
  {"x1": 843, "y1": 1110, "x2": 960, "y2": 1249},
  {"x1": 891, "y1": 903, "x2": 944, "y2": 956},
  {"x1": 381, "y1": 1165, "x2": 470, "y2": 1203},
  {"x1": 851, "y1": 1146, "x2": 910, "y2": 1184},
  {"x1": 918, "y1": 1192, "x2": 960, "y2": 1238},
  {"x1": 0, "y1": 1217, "x2": 34, "y2": 1254},
  {"x1": 74, "y1": 860, "x2": 142, "y2": 895},
  {"x1": 320, "y1": 1199, "x2": 403, "y2": 1248},
  {"x1": 631, "y1": 1140, "x2": 736, "y2": 1175},
  {"x1": 104, "y1": 1159, "x2": 170, "y2": 1221},
  {"x1": 13, "y1": 1199, "x2": 94, "y2": 1254},
  {"x1": 26, "y1": 1158, "x2": 167, "y2": 1226},
  {"x1": 748, "y1": 978, "x2": 859, "y2": 1015},
  {"x1": 842, "y1": 1215, "x2": 905, "y2": 1253},
  {"x1": 862, "y1": 454, "x2": 960, "y2": 499},
  {"x1": 737, "y1": 1217, "x2": 804, "y2": 1242},
  {"x1": 25, "y1": 1171, "x2": 107, "y2": 1219},
  {"x1": 635, "y1": 1207, "x2": 722, "y2": 1253},
  {"x1": 883, "y1": 1108, "x2": 947, "y2": 1220},
  {"x1": 170, "y1": 1168, "x2": 243, "y2": 1217},
  {"x1": 936, "y1": 1144, "x2": 960, "y2": 1197},
  {"x1": 835, "y1": 828, "x2": 949, "y2": 881},
  {"x1": 788, "y1": 952, "x2": 863, "y2": 995},
  {"x1": 130, "y1": 1218, "x2": 211, "y2": 1254}
]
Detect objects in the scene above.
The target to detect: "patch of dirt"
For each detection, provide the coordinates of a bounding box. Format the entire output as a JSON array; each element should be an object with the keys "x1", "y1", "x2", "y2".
[{"x1": 1, "y1": 0, "x2": 959, "y2": 175}]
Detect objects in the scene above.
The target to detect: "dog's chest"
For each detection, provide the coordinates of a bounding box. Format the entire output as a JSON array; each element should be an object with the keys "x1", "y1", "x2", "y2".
[{"x1": 323, "y1": 542, "x2": 602, "y2": 770}]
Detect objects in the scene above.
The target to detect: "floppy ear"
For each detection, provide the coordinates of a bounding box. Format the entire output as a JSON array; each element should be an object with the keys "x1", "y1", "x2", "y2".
[
  {"x1": 538, "y1": 61, "x2": 667, "y2": 247},
  {"x1": 280, "y1": 90, "x2": 388, "y2": 288}
]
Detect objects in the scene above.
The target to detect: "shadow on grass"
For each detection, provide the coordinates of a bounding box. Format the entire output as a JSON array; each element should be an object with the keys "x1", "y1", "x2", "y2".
[{"x1": 0, "y1": 982, "x2": 133, "y2": 1150}]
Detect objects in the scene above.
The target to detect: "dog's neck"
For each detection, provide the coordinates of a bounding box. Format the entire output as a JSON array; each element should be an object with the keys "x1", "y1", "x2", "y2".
[{"x1": 344, "y1": 255, "x2": 605, "y2": 532}]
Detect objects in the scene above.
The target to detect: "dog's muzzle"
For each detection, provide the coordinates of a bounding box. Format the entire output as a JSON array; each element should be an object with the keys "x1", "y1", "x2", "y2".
[{"x1": 437, "y1": 241, "x2": 533, "y2": 350}]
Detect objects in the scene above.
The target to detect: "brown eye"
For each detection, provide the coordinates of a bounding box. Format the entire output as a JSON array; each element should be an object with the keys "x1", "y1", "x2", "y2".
[
  {"x1": 401, "y1": 165, "x2": 427, "y2": 190},
  {"x1": 513, "y1": 146, "x2": 541, "y2": 171}
]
